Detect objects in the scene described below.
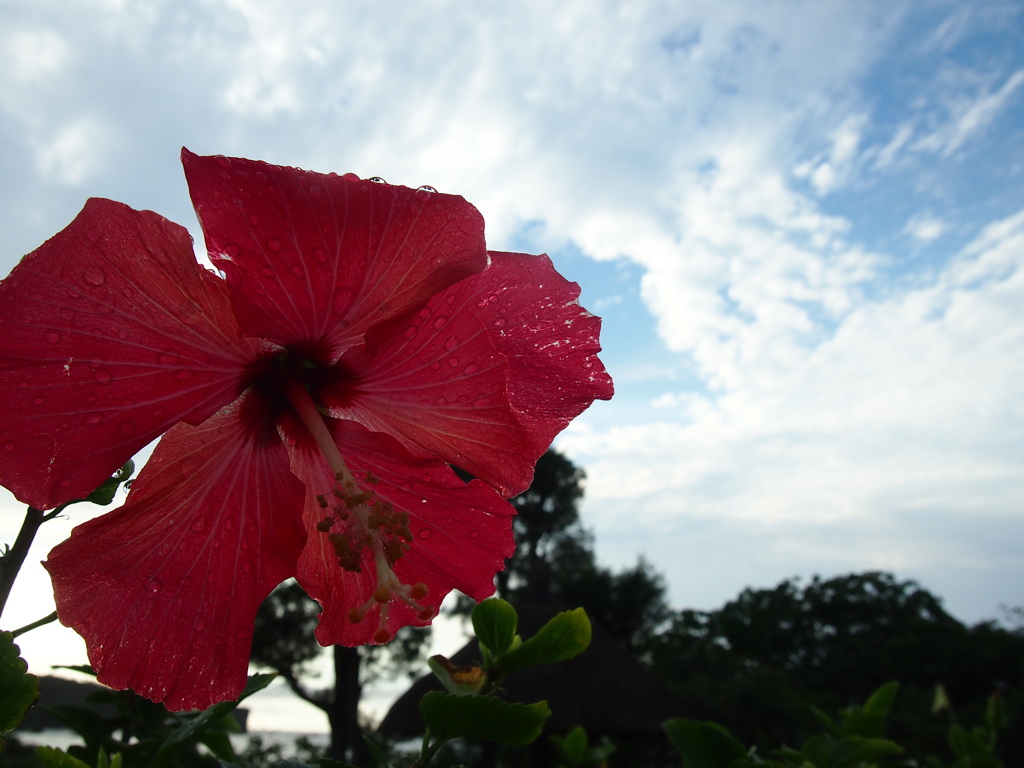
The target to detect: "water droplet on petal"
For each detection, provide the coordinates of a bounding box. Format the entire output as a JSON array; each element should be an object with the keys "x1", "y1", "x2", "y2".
[
  {"x1": 404, "y1": 326, "x2": 417, "y2": 339},
  {"x1": 246, "y1": 213, "x2": 260, "y2": 226},
  {"x1": 433, "y1": 317, "x2": 447, "y2": 330},
  {"x1": 368, "y1": 176, "x2": 387, "y2": 184},
  {"x1": 308, "y1": 185, "x2": 321, "y2": 197},
  {"x1": 118, "y1": 420, "x2": 135, "y2": 436},
  {"x1": 3, "y1": 442, "x2": 15, "y2": 451},
  {"x1": 158, "y1": 353, "x2": 177, "y2": 366},
  {"x1": 342, "y1": 172, "x2": 359, "y2": 182},
  {"x1": 464, "y1": 363, "x2": 480, "y2": 374},
  {"x1": 193, "y1": 617, "x2": 207, "y2": 631},
  {"x1": 448, "y1": 357, "x2": 459, "y2": 367},
  {"x1": 215, "y1": 155, "x2": 232, "y2": 168},
  {"x1": 313, "y1": 247, "x2": 328, "y2": 263},
  {"x1": 175, "y1": 370, "x2": 194, "y2": 381},
  {"x1": 86, "y1": 414, "x2": 102, "y2": 425},
  {"x1": 45, "y1": 330, "x2": 61, "y2": 344},
  {"x1": 492, "y1": 318, "x2": 506, "y2": 328},
  {"x1": 470, "y1": 530, "x2": 480, "y2": 539},
  {"x1": 416, "y1": 185, "x2": 437, "y2": 196},
  {"x1": 417, "y1": 529, "x2": 432, "y2": 540},
  {"x1": 94, "y1": 368, "x2": 113, "y2": 385},
  {"x1": 147, "y1": 578, "x2": 162, "y2": 593},
  {"x1": 266, "y1": 238, "x2": 283, "y2": 253}
]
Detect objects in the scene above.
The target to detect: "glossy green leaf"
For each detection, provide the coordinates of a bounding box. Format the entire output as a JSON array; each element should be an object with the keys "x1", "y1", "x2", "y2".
[
  {"x1": 0, "y1": 631, "x2": 39, "y2": 752},
  {"x1": 472, "y1": 598, "x2": 518, "y2": 656},
  {"x1": 663, "y1": 719, "x2": 746, "y2": 768},
  {"x1": 84, "y1": 460, "x2": 135, "y2": 506},
  {"x1": 151, "y1": 672, "x2": 274, "y2": 765},
  {"x1": 34, "y1": 747, "x2": 92, "y2": 768},
  {"x1": 420, "y1": 691, "x2": 550, "y2": 746},
  {"x1": 497, "y1": 608, "x2": 590, "y2": 675}
]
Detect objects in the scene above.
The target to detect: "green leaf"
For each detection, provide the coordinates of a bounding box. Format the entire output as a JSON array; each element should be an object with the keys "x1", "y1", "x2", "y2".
[
  {"x1": 863, "y1": 681, "x2": 899, "y2": 717},
  {"x1": 151, "y1": 673, "x2": 275, "y2": 765},
  {"x1": 472, "y1": 599, "x2": 518, "y2": 656},
  {"x1": 34, "y1": 747, "x2": 92, "y2": 768},
  {"x1": 800, "y1": 734, "x2": 902, "y2": 768},
  {"x1": 361, "y1": 737, "x2": 393, "y2": 768},
  {"x1": 0, "y1": 631, "x2": 39, "y2": 751},
  {"x1": 663, "y1": 719, "x2": 747, "y2": 768},
  {"x1": 497, "y1": 608, "x2": 591, "y2": 676},
  {"x1": 84, "y1": 461, "x2": 135, "y2": 506},
  {"x1": 420, "y1": 691, "x2": 550, "y2": 746}
]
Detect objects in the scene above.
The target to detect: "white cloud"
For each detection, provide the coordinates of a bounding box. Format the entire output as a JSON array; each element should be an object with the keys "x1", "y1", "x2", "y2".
[{"x1": 904, "y1": 213, "x2": 946, "y2": 242}]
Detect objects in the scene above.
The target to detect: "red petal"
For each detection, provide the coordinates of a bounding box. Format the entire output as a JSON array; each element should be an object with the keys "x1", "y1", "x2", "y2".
[
  {"x1": 44, "y1": 397, "x2": 306, "y2": 711},
  {"x1": 288, "y1": 419, "x2": 514, "y2": 646},
  {"x1": 468, "y1": 250, "x2": 614, "y2": 435},
  {"x1": 326, "y1": 252, "x2": 613, "y2": 496},
  {"x1": 181, "y1": 149, "x2": 488, "y2": 355},
  {"x1": 0, "y1": 199, "x2": 257, "y2": 510}
]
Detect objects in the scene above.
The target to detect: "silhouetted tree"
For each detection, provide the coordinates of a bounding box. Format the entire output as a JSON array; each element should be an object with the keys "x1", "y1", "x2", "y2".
[
  {"x1": 250, "y1": 580, "x2": 429, "y2": 763},
  {"x1": 647, "y1": 572, "x2": 1024, "y2": 756}
]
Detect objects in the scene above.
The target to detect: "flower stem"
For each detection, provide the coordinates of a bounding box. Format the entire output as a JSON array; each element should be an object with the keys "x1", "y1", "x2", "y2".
[
  {"x1": 12, "y1": 611, "x2": 58, "y2": 637},
  {"x1": 0, "y1": 506, "x2": 46, "y2": 621}
]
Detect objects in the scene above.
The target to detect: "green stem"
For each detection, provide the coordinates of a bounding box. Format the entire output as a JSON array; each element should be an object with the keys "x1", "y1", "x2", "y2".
[
  {"x1": 0, "y1": 506, "x2": 46, "y2": 621},
  {"x1": 12, "y1": 611, "x2": 58, "y2": 637}
]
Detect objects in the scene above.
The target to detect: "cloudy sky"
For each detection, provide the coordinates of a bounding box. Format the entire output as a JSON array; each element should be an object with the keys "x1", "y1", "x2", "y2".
[{"x1": 2, "y1": 0, "x2": 1023, "y2": 732}]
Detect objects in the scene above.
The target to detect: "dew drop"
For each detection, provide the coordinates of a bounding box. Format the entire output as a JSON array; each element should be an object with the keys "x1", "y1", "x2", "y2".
[
  {"x1": 417, "y1": 529, "x2": 432, "y2": 540},
  {"x1": 447, "y1": 357, "x2": 459, "y2": 367},
  {"x1": 404, "y1": 326, "x2": 417, "y2": 340},
  {"x1": 313, "y1": 247, "x2": 328, "y2": 263},
  {"x1": 434, "y1": 396, "x2": 447, "y2": 405},
  {"x1": 17, "y1": 381, "x2": 28, "y2": 389},
  {"x1": 492, "y1": 318, "x2": 506, "y2": 328},
  {"x1": 44, "y1": 330, "x2": 61, "y2": 344},
  {"x1": 433, "y1": 317, "x2": 447, "y2": 330},
  {"x1": 368, "y1": 176, "x2": 387, "y2": 184},
  {"x1": 175, "y1": 370, "x2": 193, "y2": 381},
  {"x1": 470, "y1": 530, "x2": 480, "y2": 539},
  {"x1": 464, "y1": 363, "x2": 480, "y2": 374},
  {"x1": 246, "y1": 213, "x2": 260, "y2": 226},
  {"x1": 215, "y1": 155, "x2": 232, "y2": 168},
  {"x1": 147, "y1": 579, "x2": 162, "y2": 593},
  {"x1": 416, "y1": 185, "x2": 437, "y2": 196},
  {"x1": 342, "y1": 172, "x2": 359, "y2": 182},
  {"x1": 32, "y1": 396, "x2": 45, "y2": 405},
  {"x1": 308, "y1": 185, "x2": 321, "y2": 197},
  {"x1": 193, "y1": 617, "x2": 207, "y2": 631},
  {"x1": 86, "y1": 414, "x2": 102, "y2": 425},
  {"x1": 59, "y1": 476, "x2": 73, "y2": 487},
  {"x1": 3, "y1": 442, "x2": 15, "y2": 452},
  {"x1": 94, "y1": 369, "x2": 113, "y2": 385},
  {"x1": 118, "y1": 420, "x2": 135, "y2": 436},
  {"x1": 266, "y1": 238, "x2": 283, "y2": 253},
  {"x1": 82, "y1": 266, "x2": 106, "y2": 286},
  {"x1": 158, "y1": 353, "x2": 177, "y2": 366}
]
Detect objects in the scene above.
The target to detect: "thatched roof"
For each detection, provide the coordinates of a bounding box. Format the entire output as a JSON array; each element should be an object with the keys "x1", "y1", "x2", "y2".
[{"x1": 377, "y1": 600, "x2": 684, "y2": 738}]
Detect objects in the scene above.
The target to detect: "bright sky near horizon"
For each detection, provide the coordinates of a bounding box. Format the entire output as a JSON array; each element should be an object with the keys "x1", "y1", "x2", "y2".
[{"x1": 2, "y1": 0, "x2": 1023, "y2": 734}]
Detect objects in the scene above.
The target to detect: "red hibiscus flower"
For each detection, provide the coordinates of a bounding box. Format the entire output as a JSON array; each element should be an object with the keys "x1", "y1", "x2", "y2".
[{"x1": 0, "y1": 150, "x2": 612, "y2": 710}]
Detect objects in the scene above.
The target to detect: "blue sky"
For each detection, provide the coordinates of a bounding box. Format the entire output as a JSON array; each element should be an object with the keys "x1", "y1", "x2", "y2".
[{"x1": 2, "y1": 0, "x2": 1023, "y2": 732}]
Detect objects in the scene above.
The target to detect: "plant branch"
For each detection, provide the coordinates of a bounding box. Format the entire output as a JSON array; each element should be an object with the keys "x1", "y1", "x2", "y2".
[
  {"x1": 0, "y1": 506, "x2": 46, "y2": 621},
  {"x1": 12, "y1": 611, "x2": 58, "y2": 637}
]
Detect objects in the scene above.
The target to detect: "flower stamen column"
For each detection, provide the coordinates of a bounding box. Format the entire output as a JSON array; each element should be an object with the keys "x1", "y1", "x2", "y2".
[{"x1": 284, "y1": 379, "x2": 431, "y2": 642}]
